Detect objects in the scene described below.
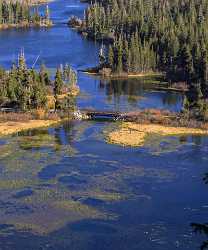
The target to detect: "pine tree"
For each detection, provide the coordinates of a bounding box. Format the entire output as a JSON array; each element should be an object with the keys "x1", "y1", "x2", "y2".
[
  {"x1": 39, "y1": 63, "x2": 50, "y2": 86},
  {"x1": 108, "y1": 45, "x2": 114, "y2": 69},
  {"x1": 54, "y1": 67, "x2": 64, "y2": 110}
]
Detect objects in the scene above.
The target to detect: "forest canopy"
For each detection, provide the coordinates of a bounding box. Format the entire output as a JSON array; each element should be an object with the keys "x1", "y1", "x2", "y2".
[
  {"x1": 0, "y1": 0, "x2": 52, "y2": 27},
  {"x1": 68, "y1": 0, "x2": 208, "y2": 119},
  {"x1": 0, "y1": 51, "x2": 78, "y2": 111}
]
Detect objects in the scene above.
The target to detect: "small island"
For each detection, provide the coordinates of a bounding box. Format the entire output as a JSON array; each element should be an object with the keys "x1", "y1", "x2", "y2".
[{"x1": 0, "y1": 0, "x2": 52, "y2": 30}]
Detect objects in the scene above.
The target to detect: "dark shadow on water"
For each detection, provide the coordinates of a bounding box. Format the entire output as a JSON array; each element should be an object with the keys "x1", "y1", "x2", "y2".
[
  {"x1": 82, "y1": 197, "x2": 105, "y2": 207},
  {"x1": 58, "y1": 175, "x2": 87, "y2": 185},
  {"x1": 13, "y1": 189, "x2": 34, "y2": 199},
  {"x1": 98, "y1": 78, "x2": 183, "y2": 112},
  {"x1": 38, "y1": 163, "x2": 65, "y2": 180},
  {"x1": 69, "y1": 219, "x2": 117, "y2": 234},
  {"x1": 191, "y1": 173, "x2": 208, "y2": 250}
]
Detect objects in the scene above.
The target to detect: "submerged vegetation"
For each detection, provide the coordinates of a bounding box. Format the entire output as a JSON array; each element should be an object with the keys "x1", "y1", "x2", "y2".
[
  {"x1": 0, "y1": 0, "x2": 52, "y2": 29},
  {"x1": 0, "y1": 1, "x2": 207, "y2": 249},
  {"x1": 0, "y1": 120, "x2": 178, "y2": 234}
]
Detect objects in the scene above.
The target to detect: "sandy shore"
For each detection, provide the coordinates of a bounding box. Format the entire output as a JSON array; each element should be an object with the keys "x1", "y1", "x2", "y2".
[
  {"x1": 107, "y1": 122, "x2": 208, "y2": 147},
  {"x1": 0, "y1": 119, "x2": 60, "y2": 136}
]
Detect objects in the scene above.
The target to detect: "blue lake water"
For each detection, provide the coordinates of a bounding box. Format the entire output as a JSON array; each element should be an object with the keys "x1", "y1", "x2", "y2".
[{"x1": 0, "y1": 0, "x2": 207, "y2": 249}]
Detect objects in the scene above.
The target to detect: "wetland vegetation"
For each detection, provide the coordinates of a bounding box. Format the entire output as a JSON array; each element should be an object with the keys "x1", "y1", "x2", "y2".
[{"x1": 0, "y1": 0, "x2": 208, "y2": 249}]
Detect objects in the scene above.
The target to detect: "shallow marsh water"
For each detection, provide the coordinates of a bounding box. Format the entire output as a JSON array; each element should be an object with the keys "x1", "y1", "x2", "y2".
[{"x1": 0, "y1": 0, "x2": 207, "y2": 249}]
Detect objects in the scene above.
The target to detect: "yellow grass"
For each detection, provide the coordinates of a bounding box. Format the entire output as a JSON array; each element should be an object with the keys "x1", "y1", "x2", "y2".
[
  {"x1": 123, "y1": 72, "x2": 163, "y2": 78},
  {"x1": 107, "y1": 122, "x2": 208, "y2": 147},
  {"x1": 84, "y1": 70, "x2": 163, "y2": 78},
  {"x1": 0, "y1": 119, "x2": 60, "y2": 136}
]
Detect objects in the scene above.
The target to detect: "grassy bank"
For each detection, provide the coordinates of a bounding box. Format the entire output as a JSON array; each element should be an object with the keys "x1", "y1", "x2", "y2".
[
  {"x1": 107, "y1": 122, "x2": 208, "y2": 147},
  {"x1": 82, "y1": 67, "x2": 163, "y2": 79},
  {"x1": 0, "y1": 85, "x2": 80, "y2": 137},
  {"x1": 0, "y1": 118, "x2": 61, "y2": 137}
]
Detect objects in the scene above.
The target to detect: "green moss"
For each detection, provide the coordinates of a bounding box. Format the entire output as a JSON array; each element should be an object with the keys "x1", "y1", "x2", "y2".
[
  {"x1": 0, "y1": 179, "x2": 37, "y2": 189},
  {"x1": 144, "y1": 134, "x2": 187, "y2": 155},
  {"x1": 53, "y1": 200, "x2": 103, "y2": 217},
  {"x1": 16, "y1": 134, "x2": 59, "y2": 150}
]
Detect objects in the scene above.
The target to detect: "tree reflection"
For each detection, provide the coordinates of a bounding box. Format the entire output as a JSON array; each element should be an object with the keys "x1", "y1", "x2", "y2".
[
  {"x1": 99, "y1": 78, "x2": 146, "y2": 103},
  {"x1": 162, "y1": 92, "x2": 182, "y2": 106},
  {"x1": 99, "y1": 77, "x2": 183, "y2": 110},
  {"x1": 191, "y1": 173, "x2": 208, "y2": 250}
]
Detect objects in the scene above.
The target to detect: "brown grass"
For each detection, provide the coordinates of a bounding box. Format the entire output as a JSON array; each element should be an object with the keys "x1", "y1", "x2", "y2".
[
  {"x1": 0, "y1": 112, "x2": 33, "y2": 122},
  {"x1": 0, "y1": 119, "x2": 61, "y2": 136},
  {"x1": 0, "y1": 111, "x2": 62, "y2": 136},
  {"x1": 107, "y1": 122, "x2": 208, "y2": 147}
]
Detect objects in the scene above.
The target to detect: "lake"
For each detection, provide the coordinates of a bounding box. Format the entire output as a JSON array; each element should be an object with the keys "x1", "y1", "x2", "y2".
[{"x1": 0, "y1": 0, "x2": 207, "y2": 249}]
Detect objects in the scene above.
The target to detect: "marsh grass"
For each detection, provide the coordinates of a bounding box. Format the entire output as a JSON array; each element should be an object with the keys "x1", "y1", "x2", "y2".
[{"x1": 107, "y1": 122, "x2": 208, "y2": 147}]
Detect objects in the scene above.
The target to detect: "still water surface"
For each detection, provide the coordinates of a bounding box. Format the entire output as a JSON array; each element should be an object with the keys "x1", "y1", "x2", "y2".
[{"x1": 0, "y1": 0, "x2": 207, "y2": 249}]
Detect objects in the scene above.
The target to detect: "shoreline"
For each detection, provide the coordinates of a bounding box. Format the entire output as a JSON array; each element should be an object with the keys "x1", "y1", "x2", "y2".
[
  {"x1": 0, "y1": 119, "x2": 62, "y2": 137},
  {"x1": 81, "y1": 69, "x2": 163, "y2": 79},
  {"x1": 30, "y1": 0, "x2": 53, "y2": 5},
  {"x1": 107, "y1": 122, "x2": 208, "y2": 147},
  {"x1": 81, "y1": 70, "x2": 188, "y2": 92},
  {"x1": 0, "y1": 22, "x2": 53, "y2": 31}
]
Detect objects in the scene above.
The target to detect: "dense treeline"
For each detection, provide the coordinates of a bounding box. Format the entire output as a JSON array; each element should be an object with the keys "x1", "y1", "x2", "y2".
[
  {"x1": 70, "y1": 0, "x2": 208, "y2": 119},
  {"x1": 0, "y1": 0, "x2": 52, "y2": 28},
  {"x1": 0, "y1": 52, "x2": 78, "y2": 111},
  {"x1": 82, "y1": 0, "x2": 208, "y2": 83}
]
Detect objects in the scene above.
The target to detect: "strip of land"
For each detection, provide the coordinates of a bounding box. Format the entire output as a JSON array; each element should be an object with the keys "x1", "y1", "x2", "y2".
[
  {"x1": 107, "y1": 122, "x2": 208, "y2": 147},
  {"x1": 0, "y1": 119, "x2": 61, "y2": 136}
]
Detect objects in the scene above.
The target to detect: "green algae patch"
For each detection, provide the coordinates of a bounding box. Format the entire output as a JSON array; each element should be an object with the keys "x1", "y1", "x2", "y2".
[
  {"x1": 17, "y1": 134, "x2": 59, "y2": 150},
  {"x1": 53, "y1": 200, "x2": 104, "y2": 217},
  {"x1": 0, "y1": 179, "x2": 38, "y2": 190},
  {"x1": 0, "y1": 121, "x2": 178, "y2": 237},
  {"x1": 144, "y1": 134, "x2": 187, "y2": 155}
]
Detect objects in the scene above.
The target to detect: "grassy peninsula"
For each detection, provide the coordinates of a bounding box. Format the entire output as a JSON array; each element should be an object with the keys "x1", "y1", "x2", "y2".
[
  {"x1": 107, "y1": 122, "x2": 208, "y2": 147},
  {"x1": 105, "y1": 108, "x2": 208, "y2": 147}
]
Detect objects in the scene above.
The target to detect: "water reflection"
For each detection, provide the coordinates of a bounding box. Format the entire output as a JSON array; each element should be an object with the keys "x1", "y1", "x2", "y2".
[
  {"x1": 0, "y1": 121, "x2": 207, "y2": 249},
  {"x1": 97, "y1": 78, "x2": 183, "y2": 111},
  {"x1": 191, "y1": 172, "x2": 208, "y2": 250}
]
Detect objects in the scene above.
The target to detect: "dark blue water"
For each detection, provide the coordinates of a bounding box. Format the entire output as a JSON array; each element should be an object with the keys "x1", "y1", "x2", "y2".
[{"x1": 0, "y1": 1, "x2": 207, "y2": 250}]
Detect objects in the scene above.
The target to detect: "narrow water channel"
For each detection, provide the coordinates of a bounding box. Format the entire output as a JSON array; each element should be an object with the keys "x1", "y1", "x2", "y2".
[{"x1": 0, "y1": 0, "x2": 207, "y2": 249}]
